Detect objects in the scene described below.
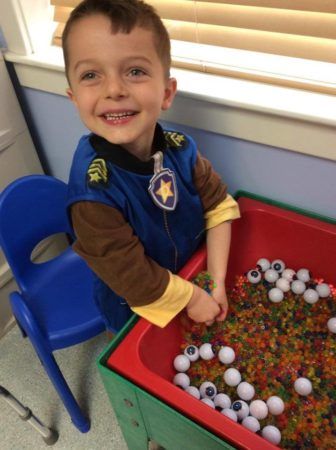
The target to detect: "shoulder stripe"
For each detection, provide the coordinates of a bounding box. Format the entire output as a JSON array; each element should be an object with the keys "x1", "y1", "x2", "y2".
[{"x1": 87, "y1": 158, "x2": 110, "y2": 188}]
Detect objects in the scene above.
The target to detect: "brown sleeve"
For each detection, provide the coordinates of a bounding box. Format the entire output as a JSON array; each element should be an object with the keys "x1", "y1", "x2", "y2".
[
  {"x1": 71, "y1": 201, "x2": 170, "y2": 307},
  {"x1": 193, "y1": 151, "x2": 227, "y2": 213}
]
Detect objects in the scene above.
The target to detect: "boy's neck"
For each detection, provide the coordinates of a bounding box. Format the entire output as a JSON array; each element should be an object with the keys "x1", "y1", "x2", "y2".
[{"x1": 89, "y1": 124, "x2": 167, "y2": 175}]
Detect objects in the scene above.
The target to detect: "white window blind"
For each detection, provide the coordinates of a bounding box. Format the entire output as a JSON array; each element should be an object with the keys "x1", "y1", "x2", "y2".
[{"x1": 51, "y1": 0, "x2": 336, "y2": 94}]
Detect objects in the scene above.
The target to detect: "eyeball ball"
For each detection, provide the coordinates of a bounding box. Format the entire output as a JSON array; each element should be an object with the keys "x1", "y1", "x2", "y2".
[
  {"x1": 242, "y1": 416, "x2": 260, "y2": 433},
  {"x1": 264, "y1": 269, "x2": 279, "y2": 283},
  {"x1": 271, "y1": 259, "x2": 286, "y2": 273},
  {"x1": 184, "y1": 345, "x2": 199, "y2": 362},
  {"x1": 247, "y1": 269, "x2": 261, "y2": 284},
  {"x1": 294, "y1": 377, "x2": 312, "y2": 396},
  {"x1": 303, "y1": 288, "x2": 319, "y2": 305},
  {"x1": 185, "y1": 386, "x2": 200, "y2": 399},
  {"x1": 173, "y1": 373, "x2": 190, "y2": 389},
  {"x1": 221, "y1": 408, "x2": 238, "y2": 422},
  {"x1": 173, "y1": 354, "x2": 190, "y2": 372},
  {"x1": 256, "y1": 258, "x2": 271, "y2": 272},
  {"x1": 223, "y1": 368, "x2": 241, "y2": 387},
  {"x1": 276, "y1": 277, "x2": 291, "y2": 292},
  {"x1": 282, "y1": 268, "x2": 296, "y2": 281},
  {"x1": 262, "y1": 425, "x2": 281, "y2": 445},
  {"x1": 268, "y1": 287, "x2": 284, "y2": 303},
  {"x1": 316, "y1": 283, "x2": 331, "y2": 298},
  {"x1": 266, "y1": 396, "x2": 285, "y2": 415},
  {"x1": 214, "y1": 393, "x2": 231, "y2": 410},
  {"x1": 237, "y1": 381, "x2": 255, "y2": 401},
  {"x1": 231, "y1": 400, "x2": 249, "y2": 420},
  {"x1": 291, "y1": 279, "x2": 306, "y2": 295},
  {"x1": 249, "y1": 399, "x2": 268, "y2": 420},
  {"x1": 199, "y1": 343, "x2": 215, "y2": 360},
  {"x1": 296, "y1": 268, "x2": 311, "y2": 283},
  {"x1": 200, "y1": 398, "x2": 215, "y2": 408},
  {"x1": 327, "y1": 317, "x2": 336, "y2": 334},
  {"x1": 218, "y1": 346, "x2": 235, "y2": 364},
  {"x1": 199, "y1": 381, "x2": 217, "y2": 399}
]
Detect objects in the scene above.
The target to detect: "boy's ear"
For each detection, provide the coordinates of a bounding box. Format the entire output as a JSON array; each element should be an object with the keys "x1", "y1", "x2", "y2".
[
  {"x1": 161, "y1": 77, "x2": 177, "y2": 111},
  {"x1": 66, "y1": 88, "x2": 77, "y2": 106}
]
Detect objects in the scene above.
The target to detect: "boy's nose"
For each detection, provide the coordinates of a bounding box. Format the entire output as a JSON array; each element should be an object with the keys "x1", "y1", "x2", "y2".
[{"x1": 104, "y1": 76, "x2": 128, "y2": 99}]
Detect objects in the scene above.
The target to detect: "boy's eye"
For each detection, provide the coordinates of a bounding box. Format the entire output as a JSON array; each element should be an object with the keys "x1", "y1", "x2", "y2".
[
  {"x1": 81, "y1": 72, "x2": 96, "y2": 81},
  {"x1": 129, "y1": 68, "x2": 146, "y2": 77}
]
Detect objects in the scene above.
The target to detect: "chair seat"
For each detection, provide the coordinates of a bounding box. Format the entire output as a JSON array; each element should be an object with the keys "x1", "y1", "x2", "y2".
[{"x1": 24, "y1": 248, "x2": 104, "y2": 350}]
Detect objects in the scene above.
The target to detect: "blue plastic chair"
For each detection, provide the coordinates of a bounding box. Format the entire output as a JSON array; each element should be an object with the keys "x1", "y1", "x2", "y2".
[{"x1": 0, "y1": 175, "x2": 105, "y2": 433}]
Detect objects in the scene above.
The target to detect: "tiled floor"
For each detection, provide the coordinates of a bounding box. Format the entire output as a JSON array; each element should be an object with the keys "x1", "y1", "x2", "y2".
[{"x1": 0, "y1": 325, "x2": 128, "y2": 450}]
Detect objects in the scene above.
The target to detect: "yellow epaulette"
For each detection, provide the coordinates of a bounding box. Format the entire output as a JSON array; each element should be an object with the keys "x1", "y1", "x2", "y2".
[
  {"x1": 87, "y1": 158, "x2": 110, "y2": 189},
  {"x1": 164, "y1": 131, "x2": 187, "y2": 149}
]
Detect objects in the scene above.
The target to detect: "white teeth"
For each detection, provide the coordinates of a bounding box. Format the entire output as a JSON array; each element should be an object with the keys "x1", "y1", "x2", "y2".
[{"x1": 104, "y1": 112, "x2": 133, "y2": 120}]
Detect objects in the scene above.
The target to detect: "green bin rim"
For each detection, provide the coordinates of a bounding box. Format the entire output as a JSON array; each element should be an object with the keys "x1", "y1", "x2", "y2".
[{"x1": 235, "y1": 190, "x2": 336, "y2": 225}]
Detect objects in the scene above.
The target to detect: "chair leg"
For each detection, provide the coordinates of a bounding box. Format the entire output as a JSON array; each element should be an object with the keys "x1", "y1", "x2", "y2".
[
  {"x1": 10, "y1": 298, "x2": 90, "y2": 432},
  {"x1": 34, "y1": 346, "x2": 90, "y2": 433}
]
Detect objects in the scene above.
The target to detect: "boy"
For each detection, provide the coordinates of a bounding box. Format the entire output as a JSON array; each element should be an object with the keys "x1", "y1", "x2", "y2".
[{"x1": 63, "y1": 0, "x2": 240, "y2": 332}]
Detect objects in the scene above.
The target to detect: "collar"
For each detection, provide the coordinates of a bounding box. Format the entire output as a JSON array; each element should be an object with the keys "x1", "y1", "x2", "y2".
[{"x1": 89, "y1": 123, "x2": 167, "y2": 175}]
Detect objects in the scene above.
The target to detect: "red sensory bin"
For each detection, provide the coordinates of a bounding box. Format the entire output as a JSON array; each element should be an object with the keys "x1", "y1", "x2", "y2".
[{"x1": 106, "y1": 194, "x2": 336, "y2": 449}]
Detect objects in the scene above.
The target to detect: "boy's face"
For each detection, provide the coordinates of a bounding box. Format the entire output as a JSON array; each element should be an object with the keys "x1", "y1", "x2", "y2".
[{"x1": 66, "y1": 14, "x2": 176, "y2": 158}]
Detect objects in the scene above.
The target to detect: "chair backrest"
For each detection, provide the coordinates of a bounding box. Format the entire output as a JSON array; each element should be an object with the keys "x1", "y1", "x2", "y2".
[{"x1": 0, "y1": 175, "x2": 74, "y2": 295}]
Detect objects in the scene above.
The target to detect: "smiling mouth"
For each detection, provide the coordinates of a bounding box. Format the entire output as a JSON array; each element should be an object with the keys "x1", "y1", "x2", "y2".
[{"x1": 102, "y1": 111, "x2": 137, "y2": 121}]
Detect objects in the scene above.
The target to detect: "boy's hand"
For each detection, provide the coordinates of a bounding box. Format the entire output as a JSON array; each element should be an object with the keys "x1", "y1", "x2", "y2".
[
  {"x1": 186, "y1": 285, "x2": 220, "y2": 325},
  {"x1": 212, "y1": 283, "x2": 229, "y2": 321}
]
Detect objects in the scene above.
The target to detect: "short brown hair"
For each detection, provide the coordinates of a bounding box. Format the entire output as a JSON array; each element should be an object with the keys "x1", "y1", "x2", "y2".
[{"x1": 62, "y1": 0, "x2": 171, "y2": 80}]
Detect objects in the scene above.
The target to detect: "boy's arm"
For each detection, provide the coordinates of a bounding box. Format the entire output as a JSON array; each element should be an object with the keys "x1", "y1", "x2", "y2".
[
  {"x1": 193, "y1": 152, "x2": 240, "y2": 321},
  {"x1": 206, "y1": 220, "x2": 232, "y2": 321},
  {"x1": 71, "y1": 201, "x2": 219, "y2": 327}
]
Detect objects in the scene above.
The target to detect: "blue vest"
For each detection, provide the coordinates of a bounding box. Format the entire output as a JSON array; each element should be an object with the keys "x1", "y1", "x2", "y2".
[{"x1": 67, "y1": 128, "x2": 205, "y2": 330}]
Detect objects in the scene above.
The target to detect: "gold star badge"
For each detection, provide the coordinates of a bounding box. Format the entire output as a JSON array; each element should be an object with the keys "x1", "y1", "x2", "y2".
[
  {"x1": 156, "y1": 179, "x2": 174, "y2": 204},
  {"x1": 88, "y1": 172, "x2": 102, "y2": 183}
]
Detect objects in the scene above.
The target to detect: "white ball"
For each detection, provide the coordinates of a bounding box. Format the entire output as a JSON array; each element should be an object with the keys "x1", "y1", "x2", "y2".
[
  {"x1": 214, "y1": 393, "x2": 231, "y2": 409},
  {"x1": 173, "y1": 354, "x2": 190, "y2": 372},
  {"x1": 199, "y1": 381, "x2": 217, "y2": 399},
  {"x1": 249, "y1": 400, "x2": 268, "y2": 420},
  {"x1": 327, "y1": 317, "x2": 336, "y2": 334},
  {"x1": 264, "y1": 269, "x2": 279, "y2": 283},
  {"x1": 247, "y1": 269, "x2": 262, "y2": 284},
  {"x1": 294, "y1": 377, "x2": 312, "y2": 396},
  {"x1": 200, "y1": 398, "x2": 215, "y2": 408},
  {"x1": 271, "y1": 259, "x2": 286, "y2": 273},
  {"x1": 184, "y1": 345, "x2": 199, "y2": 362},
  {"x1": 242, "y1": 416, "x2": 260, "y2": 433},
  {"x1": 223, "y1": 368, "x2": 241, "y2": 387},
  {"x1": 173, "y1": 373, "x2": 190, "y2": 389},
  {"x1": 199, "y1": 343, "x2": 215, "y2": 360},
  {"x1": 221, "y1": 408, "x2": 238, "y2": 422},
  {"x1": 185, "y1": 386, "x2": 200, "y2": 399},
  {"x1": 257, "y1": 258, "x2": 271, "y2": 272},
  {"x1": 282, "y1": 268, "x2": 296, "y2": 281},
  {"x1": 231, "y1": 400, "x2": 249, "y2": 420},
  {"x1": 303, "y1": 288, "x2": 319, "y2": 305},
  {"x1": 218, "y1": 346, "x2": 235, "y2": 364},
  {"x1": 291, "y1": 279, "x2": 306, "y2": 295},
  {"x1": 268, "y1": 287, "x2": 284, "y2": 303},
  {"x1": 266, "y1": 396, "x2": 285, "y2": 415},
  {"x1": 276, "y1": 277, "x2": 291, "y2": 292},
  {"x1": 262, "y1": 425, "x2": 281, "y2": 445},
  {"x1": 237, "y1": 382, "x2": 255, "y2": 401},
  {"x1": 316, "y1": 283, "x2": 331, "y2": 298},
  {"x1": 296, "y1": 268, "x2": 311, "y2": 283}
]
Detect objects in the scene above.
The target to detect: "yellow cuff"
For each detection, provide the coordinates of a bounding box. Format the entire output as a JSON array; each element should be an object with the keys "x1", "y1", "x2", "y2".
[
  {"x1": 131, "y1": 272, "x2": 193, "y2": 328},
  {"x1": 204, "y1": 194, "x2": 240, "y2": 230}
]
